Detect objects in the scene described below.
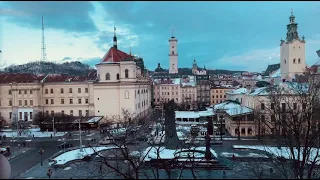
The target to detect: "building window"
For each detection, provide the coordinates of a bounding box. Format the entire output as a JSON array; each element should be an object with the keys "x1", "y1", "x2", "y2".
[
  {"x1": 298, "y1": 58, "x2": 301, "y2": 64},
  {"x1": 172, "y1": 51, "x2": 174, "y2": 55},
  {"x1": 24, "y1": 100, "x2": 27, "y2": 106},
  {"x1": 70, "y1": 110, "x2": 73, "y2": 116},
  {"x1": 284, "y1": 59, "x2": 286, "y2": 64},
  {"x1": 261, "y1": 103, "x2": 265, "y2": 110},
  {"x1": 45, "y1": 89, "x2": 48, "y2": 94},
  {"x1": 293, "y1": 103, "x2": 297, "y2": 110},
  {"x1": 69, "y1": 88, "x2": 73, "y2": 93},
  {"x1": 271, "y1": 115, "x2": 276, "y2": 122},
  {"x1": 9, "y1": 112, "x2": 12, "y2": 119},
  {"x1": 261, "y1": 115, "x2": 265, "y2": 122},
  {"x1": 30, "y1": 100, "x2": 33, "y2": 106},
  {"x1": 78, "y1": 99, "x2": 82, "y2": 104},
  {"x1": 19, "y1": 100, "x2": 22, "y2": 106},
  {"x1": 19, "y1": 112, "x2": 22, "y2": 120},
  {"x1": 106, "y1": 73, "x2": 110, "y2": 80},
  {"x1": 117, "y1": 73, "x2": 120, "y2": 80},
  {"x1": 9, "y1": 100, "x2": 12, "y2": 106},
  {"x1": 293, "y1": 58, "x2": 296, "y2": 64},
  {"x1": 78, "y1": 88, "x2": 81, "y2": 93},
  {"x1": 61, "y1": 99, "x2": 64, "y2": 104},
  {"x1": 51, "y1": 99, "x2": 54, "y2": 104},
  {"x1": 61, "y1": 110, "x2": 65, "y2": 115},
  {"x1": 30, "y1": 90, "x2": 33, "y2": 94},
  {"x1": 30, "y1": 112, "x2": 33, "y2": 119},
  {"x1": 24, "y1": 90, "x2": 27, "y2": 94},
  {"x1": 19, "y1": 90, "x2": 22, "y2": 94},
  {"x1": 85, "y1": 110, "x2": 89, "y2": 117},
  {"x1": 271, "y1": 103, "x2": 274, "y2": 110},
  {"x1": 79, "y1": 110, "x2": 82, "y2": 117},
  {"x1": 50, "y1": 89, "x2": 53, "y2": 94},
  {"x1": 248, "y1": 128, "x2": 252, "y2": 135},
  {"x1": 85, "y1": 99, "x2": 89, "y2": 104},
  {"x1": 45, "y1": 111, "x2": 49, "y2": 116},
  {"x1": 61, "y1": 88, "x2": 64, "y2": 93},
  {"x1": 45, "y1": 99, "x2": 49, "y2": 104},
  {"x1": 282, "y1": 103, "x2": 286, "y2": 112},
  {"x1": 302, "y1": 103, "x2": 306, "y2": 110},
  {"x1": 69, "y1": 99, "x2": 73, "y2": 104},
  {"x1": 85, "y1": 88, "x2": 88, "y2": 93},
  {"x1": 125, "y1": 90, "x2": 129, "y2": 99},
  {"x1": 9, "y1": 90, "x2": 12, "y2": 95},
  {"x1": 51, "y1": 111, "x2": 54, "y2": 116},
  {"x1": 125, "y1": 69, "x2": 129, "y2": 78}
]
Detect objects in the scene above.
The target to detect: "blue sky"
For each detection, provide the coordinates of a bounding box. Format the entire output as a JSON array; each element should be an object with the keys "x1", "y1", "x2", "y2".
[{"x1": 0, "y1": 1, "x2": 320, "y2": 72}]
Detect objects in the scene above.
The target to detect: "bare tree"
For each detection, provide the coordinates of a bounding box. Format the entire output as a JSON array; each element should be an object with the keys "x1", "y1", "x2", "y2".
[{"x1": 253, "y1": 73, "x2": 320, "y2": 179}]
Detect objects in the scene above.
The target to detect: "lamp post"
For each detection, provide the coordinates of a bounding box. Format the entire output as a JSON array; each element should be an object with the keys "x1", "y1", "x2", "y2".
[
  {"x1": 52, "y1": 116, "x2": 55, "y2": 137},
  {"x1": 215, "y1": 109, "x2": 224, "y2": 141},
  {"x1": 39, "y1": 148, "x2": 44, "y2": 166},
  {"x1": 79, "y1": 119, "x2": 83, "y2": 152}
]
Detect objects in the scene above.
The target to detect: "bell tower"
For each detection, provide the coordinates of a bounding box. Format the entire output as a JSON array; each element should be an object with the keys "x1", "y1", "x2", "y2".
[
  {"x1": 280, "y1": 10, "x2": 306, "y2": 81},
  {"x1": 169, "y1": 29, "x2": 178, "y2": 74}
]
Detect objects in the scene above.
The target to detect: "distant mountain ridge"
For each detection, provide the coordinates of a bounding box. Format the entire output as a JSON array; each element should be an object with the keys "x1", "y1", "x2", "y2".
[
  {"x1": 1, "y1": 61, "x2": 246, "y2": 76},
  {"x1": 2, "y1": 61, "x2": 93, "y2": 76}
]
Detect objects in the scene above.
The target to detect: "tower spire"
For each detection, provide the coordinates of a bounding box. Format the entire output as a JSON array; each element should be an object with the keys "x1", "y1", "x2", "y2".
[
  {"x1": 286, "y1": 10, "x2": 299, "y2": 42},
  {"x1": 172, "y1": 28, "x2": 174, "y2": 38},
  {"x1": 113, "y1": 26, "x2": 117, "y2": 49}
]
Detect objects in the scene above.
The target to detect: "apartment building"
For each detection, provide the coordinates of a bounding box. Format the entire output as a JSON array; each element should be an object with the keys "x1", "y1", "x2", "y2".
[
  {"x1": 180, "y1": 76, "x2": 197, "y2": 108},
  {"x1": 153, "y1": 78, "x2": 181, "y2": 104},
  {"x1": 210, "y1": 85, "x2": 235, "y2": 105},
  {"x1": 196, "y1": 80, "x2": 211, "y2": 107}
]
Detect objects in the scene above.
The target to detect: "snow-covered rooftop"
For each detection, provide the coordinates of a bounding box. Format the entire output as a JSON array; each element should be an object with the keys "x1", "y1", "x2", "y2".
[
  {"x1": 175, "y1": 108, "x2": 214, "y2": 119},
  {"x1": 271, "y1": 68, "x2": 281, "y2": 78},
  {"x1": 249, "y1": 87, "x2": 269, "y2": 96},
  {"x1": 226, "y1": 88, "x2": 248, "y2": 95},
  {"x1": 214, "y1": 101, "x2": 253, "y2": 116}
]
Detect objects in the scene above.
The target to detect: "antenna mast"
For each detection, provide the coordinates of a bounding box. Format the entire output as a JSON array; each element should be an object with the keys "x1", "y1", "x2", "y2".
[{"x1": 40, "y1": 15, "x2": 47, "y2": 74}]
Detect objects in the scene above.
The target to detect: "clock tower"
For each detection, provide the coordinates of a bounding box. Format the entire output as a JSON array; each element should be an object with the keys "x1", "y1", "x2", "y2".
[{"x1": 169, "y1": 30, "x2": 178, "y2": 74}]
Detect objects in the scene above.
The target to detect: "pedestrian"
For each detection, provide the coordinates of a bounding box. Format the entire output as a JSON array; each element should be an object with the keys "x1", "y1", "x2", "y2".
[
  {"x1": 232, "y1": 154, "x2": 235, "y2": 160},
  {"x1": 23, "y1": 142, "x2": 26, "y2": 147},
  {"x1": 50, "y1": 134, "x2": 52, "y2": 139},
  {"x1": 18, "y1": 144, "x2": 21, "y2": 149},
  {"x1": 269, "y1": 167, "x2": 273, "y2": 174},
  {"x1": 32, "y1": 134, "x2": 34, "y2": 138},
  {"x1": 223, "y1": 170, "x2": 226, "y2": 179}
]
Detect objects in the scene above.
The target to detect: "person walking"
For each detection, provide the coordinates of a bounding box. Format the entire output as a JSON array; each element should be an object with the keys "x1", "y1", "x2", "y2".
[{"x1": 223, "y1": 171, "x2": 227, "y2": 179}]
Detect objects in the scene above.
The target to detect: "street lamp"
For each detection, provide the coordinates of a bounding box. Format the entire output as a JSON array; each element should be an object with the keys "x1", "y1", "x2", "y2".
[
  {"x1": 79, "y1": 119, "x2": 83, "y2": 152},
  {"x1": 39, "y1": 148, "x2": 44, "y2": 166},
  {"x1": 52, "y1": 116, "x2": 55, "y2": 137},
  {"x1": 215, "y1": 109, "x2": 225, "y2": 141}
]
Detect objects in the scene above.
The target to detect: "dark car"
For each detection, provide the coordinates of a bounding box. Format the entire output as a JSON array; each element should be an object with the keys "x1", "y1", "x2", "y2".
[{"x1": 58, "y1": 142, "x2": 73, "y2": 148}]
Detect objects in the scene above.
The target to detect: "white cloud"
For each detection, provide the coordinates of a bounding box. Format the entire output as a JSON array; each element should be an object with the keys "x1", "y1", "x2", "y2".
[{"x1": 211, "y1": 35, "x2": 320, "y2": 72}]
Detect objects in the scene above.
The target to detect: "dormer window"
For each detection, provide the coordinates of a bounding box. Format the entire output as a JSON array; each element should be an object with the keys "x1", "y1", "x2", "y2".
[
  {"x1": 125, "y1": 69, "x2": 129, "y2": 78},
  {"x1": 105, "y1": 73, "x2": 110, "y2": 80}
]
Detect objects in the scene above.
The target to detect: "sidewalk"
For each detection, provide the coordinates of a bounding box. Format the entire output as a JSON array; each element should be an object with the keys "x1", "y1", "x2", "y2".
[{"x1": 8, "y1": 147, "x2": 32, "y2": 161}]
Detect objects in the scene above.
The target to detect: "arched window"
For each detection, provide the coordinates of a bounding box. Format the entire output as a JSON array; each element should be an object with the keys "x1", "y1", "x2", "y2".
[
  {"x1": 105, "y1": 73, "x2": 110, "y2": 80},
  {"x1": 298, "y1": 58, "x2": 301, "y2": 64},
  {"x1": 116, "y1": 73, "x2": 120, "y2": 80},
  {"x1": 172, "y1": 51, "x2": 174, "y2": 55},
  {"x1": 125, "y1": 90, "x2": 129, "y2": 99},
  {"x1": 125, "y1": 69, "x2": 129, "y2": 78},
  {"x1": 284, "y1": 59, "x2": 286, "y2": 64},
  {"x1": 293, "y1": 58, "x2": 296, "y2": 64}
]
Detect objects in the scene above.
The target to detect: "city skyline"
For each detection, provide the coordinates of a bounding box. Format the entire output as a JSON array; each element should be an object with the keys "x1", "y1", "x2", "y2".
[{"x1": 1, "y1": 1, "x2": 320, "y2": 72}]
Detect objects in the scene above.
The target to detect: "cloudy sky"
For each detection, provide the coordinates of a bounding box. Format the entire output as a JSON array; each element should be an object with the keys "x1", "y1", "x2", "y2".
[{"x1": 0, "y1": 1, "x2": 320, "y2": 72}]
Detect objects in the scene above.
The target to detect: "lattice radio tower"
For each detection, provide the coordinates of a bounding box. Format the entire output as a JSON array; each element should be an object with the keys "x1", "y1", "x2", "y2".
[{"x1": 39, "y1": 15, "x2": 47, "y2": 74}]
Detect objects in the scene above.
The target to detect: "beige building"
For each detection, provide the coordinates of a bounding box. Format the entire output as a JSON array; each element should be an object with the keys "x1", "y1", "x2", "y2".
[
  {"x1": 181, "y1": 76, "x2": 197, "y2": 108},
  {"x1": 210, "y1": 86, "x2": 234, "y2": 105},
  {"x1": 153, "y1": 78, "x2": 181, "y2": 104},
  {"x1": 0, "y1": 31, "x2": 151, "y2": 125}
]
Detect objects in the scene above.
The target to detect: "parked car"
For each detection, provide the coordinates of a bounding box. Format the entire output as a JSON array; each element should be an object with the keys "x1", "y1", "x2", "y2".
[{"x1": 58, "y1": 142, "x2": 73, "y2": 148}]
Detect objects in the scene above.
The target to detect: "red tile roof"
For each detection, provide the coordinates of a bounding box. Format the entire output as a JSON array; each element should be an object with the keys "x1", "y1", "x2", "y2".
[
  {"x1": 100, "y1": 47, "x2": 131, "y2": 63},
  {"x1": 0, "y1": 73, "x2": 42, "y2": 83},
  {"x1": 43, "y1": 74, "x2": 88, "y2": 83}
]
